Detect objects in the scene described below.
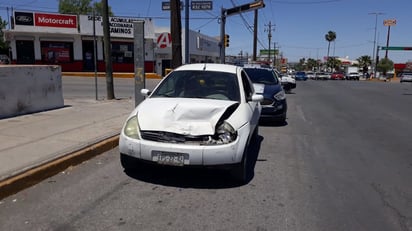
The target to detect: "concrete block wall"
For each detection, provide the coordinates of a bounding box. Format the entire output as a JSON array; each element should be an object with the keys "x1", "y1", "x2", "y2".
[{"x1": 0, "y1": 65, "x2": 64, "y2": 119}]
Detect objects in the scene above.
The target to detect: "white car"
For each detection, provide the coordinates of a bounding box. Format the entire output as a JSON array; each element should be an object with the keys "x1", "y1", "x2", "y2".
[
  {"x1": 306, "y1": 71, "x2": 316, "y2": 80},
  {"x1": 315, "y1": 72, "x2": 331, "y2": 80},
  {"x1": 280, "y1": 74, "x2": 296, "y2": 93},
  {"x1": 399, "y1": 72, "x2": 412, "y2": 83},
  {"x1": 119, "y1": 63, "x2": 263, "y2": 183}
]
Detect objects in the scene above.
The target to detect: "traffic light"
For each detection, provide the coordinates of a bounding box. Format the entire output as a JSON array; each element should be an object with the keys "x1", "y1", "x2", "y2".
[{"x1": 224, "y1": 34, "x2": 230, "y2": 47}]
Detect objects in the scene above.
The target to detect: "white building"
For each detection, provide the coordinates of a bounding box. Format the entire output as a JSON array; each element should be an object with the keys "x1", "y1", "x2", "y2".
[{"x1": 4, "y1": 11, "x2": 220, "y2": 75}]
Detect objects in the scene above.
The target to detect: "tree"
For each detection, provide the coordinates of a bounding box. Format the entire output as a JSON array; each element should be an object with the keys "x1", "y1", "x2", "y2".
[
  {"x1": 58, "y1": 0, "x2": 113, "y2": 16},
  {"x1": 357, "y1": 55, "x2": 372, "y2": 74},
  {"x1": 294, "y1": 58, "x2": 306, "y2": 71},
  {"x1": 377, "y1": 58, "x2": 394, "y2": 77},
  {"x1": 325, "y1": 31, "x2": 337, "y2": 59},
  {"x1": 306, "y1": 58, "x2": 318, "y2": 71},
  {"x1": 0, "y1": 16, "x2": 8, "y2": 54},
  {"x1": 326, "y1": 57, "x2": 341, "y2": 71}
]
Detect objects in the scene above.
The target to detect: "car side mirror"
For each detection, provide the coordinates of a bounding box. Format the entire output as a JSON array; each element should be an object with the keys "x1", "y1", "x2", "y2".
[
  {"x1": 250, "y1": 93, "x2": 264, "y2": 102},
  {"x1": 140, "y1": 89, "x2": 151, "y2": 96}
]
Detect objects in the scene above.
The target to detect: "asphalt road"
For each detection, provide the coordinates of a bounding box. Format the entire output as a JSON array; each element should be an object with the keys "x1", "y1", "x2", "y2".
[
  {"x1": 1, "y1": 80, "x2": 411, "y2": 231},
  {"x1": 62, "y1": 76, "x2": 160, "y2": 100}
]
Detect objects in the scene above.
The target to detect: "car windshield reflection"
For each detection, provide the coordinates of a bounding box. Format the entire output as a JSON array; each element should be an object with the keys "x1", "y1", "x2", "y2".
[{"x1": 151, "y1": 70, "x2": 241, "y2": 101}]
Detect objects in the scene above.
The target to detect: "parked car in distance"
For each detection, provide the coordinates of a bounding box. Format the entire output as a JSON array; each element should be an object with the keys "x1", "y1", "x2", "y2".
[
  {"x1": 294, "y1": 71, "x2": 308, "y2": 81},
  {"x1": 346, "y1": 72, "x2": 360, "y2": 80},
  {"x1": 280, "y1": 74, "x2": 296, "y2": 93},
  {"x1": 306, "y1": 71, "x2": 316, "y2": 80},
  {"x1": 315, "y1": 72, "x2": 330, "y2": 80},
  {"x1": 0, "y1": 54, "x2": 10, "y2": 64},
  {"x1": 119, "y1": 63, "x2": 263, "y2": 183},
  {"x1": 244, "y1": 66, "x2": 287, "y2": 123},
  {"x1": 400, "y1": 72, "x2": 412, "y2": 83},
  {"x1": 330, "y1": 72, "x2": 345, "y2": 80}
]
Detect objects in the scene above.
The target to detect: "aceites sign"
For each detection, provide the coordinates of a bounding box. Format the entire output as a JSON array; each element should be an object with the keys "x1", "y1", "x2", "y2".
[{"x1": 79, "y1": 15, "x2": 155, "y2": 39}]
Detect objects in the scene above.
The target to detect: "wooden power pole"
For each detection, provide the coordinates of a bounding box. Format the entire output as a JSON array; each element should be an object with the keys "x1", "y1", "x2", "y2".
[
  {"x1": 170, "y1": 0, "x2": 182, "y2": 68},
  {"x1": 102, "y1": 0, "x2": 115, "y2": 99}
]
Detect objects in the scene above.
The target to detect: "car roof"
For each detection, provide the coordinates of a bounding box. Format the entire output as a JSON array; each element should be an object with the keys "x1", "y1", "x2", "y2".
[{"x1": 174, "y1": 63, "x2": 240, "y2": 74}]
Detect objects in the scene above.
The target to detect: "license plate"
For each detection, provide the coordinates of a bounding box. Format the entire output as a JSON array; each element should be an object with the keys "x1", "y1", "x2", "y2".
[{"x1": 152, "y1": 151, "x2": 188, "y2": 166}]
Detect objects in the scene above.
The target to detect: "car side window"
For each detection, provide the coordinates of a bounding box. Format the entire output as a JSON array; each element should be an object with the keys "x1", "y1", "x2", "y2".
[{"x1": 241, "y1": 70, "x2": 254, "y2": 100}]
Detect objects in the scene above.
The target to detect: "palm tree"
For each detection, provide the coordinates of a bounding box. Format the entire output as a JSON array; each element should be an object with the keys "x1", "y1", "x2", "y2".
[
  {"x1": 325, "y1": 31, "x2": 337, "y2": 59},
  {"x1": 356, "y1": 55, "x2": 372, "y2": 75},
  {"x1": 326, "y1": 57, "x2": 341, "y2": 71}
]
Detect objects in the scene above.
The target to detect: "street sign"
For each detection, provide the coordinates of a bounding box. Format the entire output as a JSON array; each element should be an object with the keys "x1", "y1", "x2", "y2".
[
  {"x1": 191, "y1": 1, "x2": 212, "y2": 10},
  {"x1": 381, "y1": 46, "x2": 412, "y2": 50},
  {"x1": 260, "y1": 49, "x2": 278, "y2": 55},
  {"x1": 162, "y1": 1, "x2": 183, "y2": 11},
  {"x1": 226, "y1": 0, "x2": 265, "y2": 16},
  {"x1": 384, "y1": 19, "x2": 397, "y2": 26}
]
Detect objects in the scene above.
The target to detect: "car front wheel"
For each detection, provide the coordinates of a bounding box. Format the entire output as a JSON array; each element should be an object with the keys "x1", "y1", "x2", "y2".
[{"x1": 231, "y1": 127, "x2": 258, "y2": 183}]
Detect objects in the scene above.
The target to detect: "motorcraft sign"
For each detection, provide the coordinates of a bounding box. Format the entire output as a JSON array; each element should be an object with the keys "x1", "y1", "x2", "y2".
[
  {"x1": 35, "y1": 13, "x2": 77, "y2": 28},
  {"x1": 14, "y1": 11, "x2": 77, "y2": 33}
]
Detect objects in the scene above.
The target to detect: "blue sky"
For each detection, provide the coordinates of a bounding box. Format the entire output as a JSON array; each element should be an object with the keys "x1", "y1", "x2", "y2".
[{"x1": 0, "y1": 0, "x2": 411, "y2": 63}]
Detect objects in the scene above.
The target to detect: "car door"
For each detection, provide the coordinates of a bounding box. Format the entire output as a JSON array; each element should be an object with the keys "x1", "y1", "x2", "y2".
[{"x1": 241, "y1": 70, "x2": 261, "y2": 129}]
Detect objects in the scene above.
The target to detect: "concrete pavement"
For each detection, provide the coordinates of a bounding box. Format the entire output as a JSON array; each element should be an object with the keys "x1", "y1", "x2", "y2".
[{"x1": 0, "y1": 97, "x2": 135, "y2": 199}]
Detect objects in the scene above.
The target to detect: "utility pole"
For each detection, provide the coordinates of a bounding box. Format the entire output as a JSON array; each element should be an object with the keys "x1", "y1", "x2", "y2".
[
  {"x1": 252, "y1": 6, "x2": 258, "y2": 61},
  {"x1": 383, "y1": 19, "x2": 396, "y2": 59},
  {"x1": 171, "y1": 0, "x2": 182, "y2": 68},
  {"x1": 369, "y1": 12, "x2": 384, "y2": 77},
  {"x1": 102, "y1": 0, "x2": 115, "y2": 99},
  {"x1": 184, "y1": 0, "x2": 189, "y2": 64},
  {"x1": 273, "y1": 42, "x2": 277, "y2": 68},
  {"x1": 264, "y1": 21, "x2": 275, "y2": 65}
]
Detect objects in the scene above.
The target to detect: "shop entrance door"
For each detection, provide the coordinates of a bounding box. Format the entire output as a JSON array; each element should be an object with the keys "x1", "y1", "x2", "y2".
[
  {"x1": 16, "y1": 40, "x2": 35, "y2": 64},
  {"x1": 162, "y1": 59, "x2": 171, "y2": 76},
  {"x1": 82, "y1": 41, "x2": 95, "y2": 71}
]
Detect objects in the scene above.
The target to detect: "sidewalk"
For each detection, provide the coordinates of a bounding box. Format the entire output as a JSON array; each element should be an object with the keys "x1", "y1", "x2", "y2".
[{"x1": 0, "y1": 97, "x2": 135, "y2": 199}]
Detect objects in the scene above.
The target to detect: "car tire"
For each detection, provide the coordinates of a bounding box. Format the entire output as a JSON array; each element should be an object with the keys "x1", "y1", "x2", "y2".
[
  {"x1": 231, "y1": 127, "x2": 258, "y2": 184},
  {"x1": 120, "y1": 153, "x2": 138, "y2": 171},
  {"x1": 231, "y1": 150, "x2": 248, "y2": 184}
]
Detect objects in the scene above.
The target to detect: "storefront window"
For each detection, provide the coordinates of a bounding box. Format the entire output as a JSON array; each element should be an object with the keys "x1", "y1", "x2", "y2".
[
  {"x1": 41, "y1": 41, "x2": 73, "y2": 64},
  {"x1": 111, "y1": 42, "x2": 133, "y2": 63}
]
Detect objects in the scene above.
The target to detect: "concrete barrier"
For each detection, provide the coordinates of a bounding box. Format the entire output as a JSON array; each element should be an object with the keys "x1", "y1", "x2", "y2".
[{"x1": 0, "y1": 65, "x2": 64, "y2": 119}]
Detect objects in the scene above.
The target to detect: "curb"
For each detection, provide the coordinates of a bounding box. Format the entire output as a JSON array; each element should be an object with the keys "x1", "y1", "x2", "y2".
[
  {"x1": 62, "y1": 72, "x2": 162, "y2": 79},
  {"x1": 0, "y1": 135, "x2": 119, "y2": 200}
]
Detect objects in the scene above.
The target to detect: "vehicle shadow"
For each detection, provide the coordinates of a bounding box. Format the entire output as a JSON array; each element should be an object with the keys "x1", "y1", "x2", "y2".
[
  {"x1": 259, "y1": 119, "x2": 288, "y2": 127},
  {"x1": 124, "y1": 135, "x2": 263, "y2": 189}
]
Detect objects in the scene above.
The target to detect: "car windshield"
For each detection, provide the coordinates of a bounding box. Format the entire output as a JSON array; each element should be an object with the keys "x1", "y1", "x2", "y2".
[
  {"x1": 151, "y1": 70, "x2": 241, "y2": 101},
  {"x1": 244, "y1": 68, "x2": 279, "y2": 85}
]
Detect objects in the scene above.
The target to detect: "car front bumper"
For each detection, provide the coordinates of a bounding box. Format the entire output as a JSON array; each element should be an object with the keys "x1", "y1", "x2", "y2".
[
  {"x1": 119, "y1": 127, "x2": 250, "y2": 167},
  {"x1": 400, "y1": 78, "x2": 412, "y2": 82},
  {"x1": 260, "y1": 100, "x2": 287, "y2": 120}
]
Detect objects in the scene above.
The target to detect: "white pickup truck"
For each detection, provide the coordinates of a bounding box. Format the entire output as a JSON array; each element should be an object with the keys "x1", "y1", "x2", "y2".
[{"x1": 280, "y1": 74, "x2": 296, "y2": 93}]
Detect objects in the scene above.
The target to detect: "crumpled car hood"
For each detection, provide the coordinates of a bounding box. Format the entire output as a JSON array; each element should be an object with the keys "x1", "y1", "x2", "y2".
[{"x1": 137, "y1": 98, "x2": 237, "y2": 136}]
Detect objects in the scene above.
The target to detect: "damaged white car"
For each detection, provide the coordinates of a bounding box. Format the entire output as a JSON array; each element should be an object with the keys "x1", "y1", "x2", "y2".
[{"x1": 119, "y1": 63, "x2": 263, "y2": 182}]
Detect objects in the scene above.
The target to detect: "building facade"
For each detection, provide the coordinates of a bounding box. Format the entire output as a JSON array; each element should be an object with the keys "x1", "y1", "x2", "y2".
[{"x1": 4, "y1": 11, "x2": 220, "y2": 75}]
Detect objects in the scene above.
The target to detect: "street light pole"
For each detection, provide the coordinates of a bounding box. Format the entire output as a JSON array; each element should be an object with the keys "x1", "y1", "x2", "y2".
[{"x1": 369, "y1": 12, "x2": 384, "y2": 77}]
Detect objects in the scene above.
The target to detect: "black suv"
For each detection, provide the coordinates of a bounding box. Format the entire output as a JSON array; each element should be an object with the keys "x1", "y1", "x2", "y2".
[{"x1": 243, "y1": 66, "x2": 287, "y2": 123}]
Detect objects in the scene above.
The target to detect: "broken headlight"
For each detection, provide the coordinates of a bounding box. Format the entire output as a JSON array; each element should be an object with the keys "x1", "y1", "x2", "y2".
[{"x1": 215, "y1": 121, "x2": 237, "y2": 144}]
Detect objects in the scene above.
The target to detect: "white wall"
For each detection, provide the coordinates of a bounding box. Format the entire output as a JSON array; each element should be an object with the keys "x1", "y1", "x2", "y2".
[{"x1": 0, "y1": 65, "x2": 64, "y2": 119}]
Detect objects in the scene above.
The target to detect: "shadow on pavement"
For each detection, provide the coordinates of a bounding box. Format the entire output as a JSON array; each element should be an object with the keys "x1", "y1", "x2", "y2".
[{"x1": 124, "y1": 135, "x2": 263, "y2": 189}]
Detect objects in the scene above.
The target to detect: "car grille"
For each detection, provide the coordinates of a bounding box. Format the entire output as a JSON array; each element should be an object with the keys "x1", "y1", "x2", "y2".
[{"x1": 141, "y1": 131, "x2": 208, "y2": 144}]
